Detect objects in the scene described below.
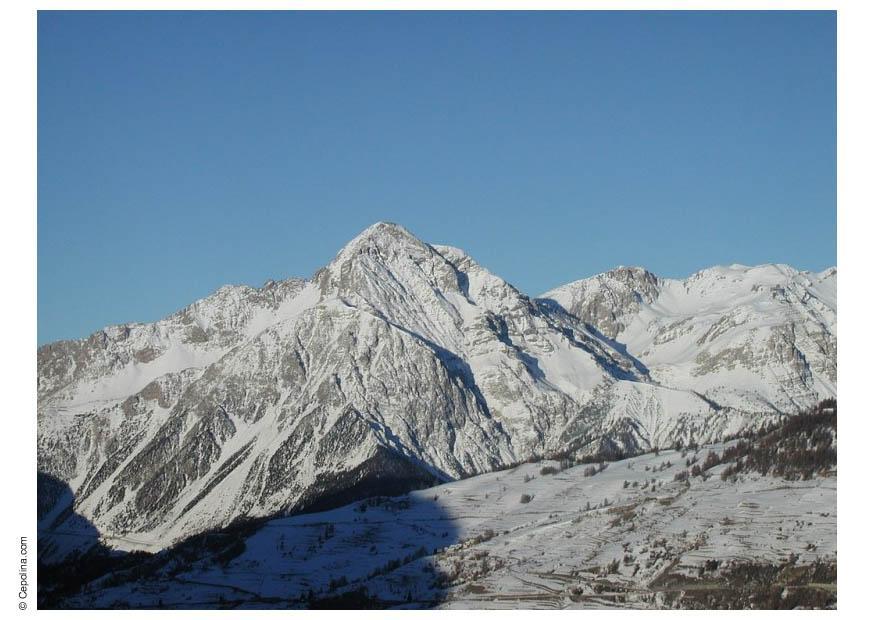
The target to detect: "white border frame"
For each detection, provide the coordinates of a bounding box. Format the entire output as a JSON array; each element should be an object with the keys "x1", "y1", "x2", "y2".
[{"x1": 4, "y1": 2, "x2": 870, "y2": 617}]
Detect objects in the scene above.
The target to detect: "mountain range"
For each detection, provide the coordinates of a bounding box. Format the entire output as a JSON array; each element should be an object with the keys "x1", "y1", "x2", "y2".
[{"x1": 37, "y1": 222, "x2": 836, "y2": 560}]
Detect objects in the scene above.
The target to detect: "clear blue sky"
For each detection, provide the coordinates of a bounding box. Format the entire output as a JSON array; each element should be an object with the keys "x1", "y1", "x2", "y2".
[{"x1": 38, "y1": 11, "x2": 836, "y2": 345}]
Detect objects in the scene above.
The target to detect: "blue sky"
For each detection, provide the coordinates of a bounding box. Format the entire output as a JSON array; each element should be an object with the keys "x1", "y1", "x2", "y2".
[{"x1": 38, "y1": 11, "x2": 836, "y2": 344}]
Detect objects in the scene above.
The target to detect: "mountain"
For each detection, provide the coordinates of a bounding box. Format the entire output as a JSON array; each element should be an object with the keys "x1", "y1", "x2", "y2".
[
  {"x1": 542, "y1": 264, "x2": 836, "y2": 414},
  {"x1": 37, "y1": 223, "x2": 837, "y2": 561}
]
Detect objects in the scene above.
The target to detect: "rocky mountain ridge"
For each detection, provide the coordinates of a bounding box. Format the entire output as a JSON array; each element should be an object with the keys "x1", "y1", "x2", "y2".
[{"x1": 37, "y1": 222, "x2": 836, "y2": 560}]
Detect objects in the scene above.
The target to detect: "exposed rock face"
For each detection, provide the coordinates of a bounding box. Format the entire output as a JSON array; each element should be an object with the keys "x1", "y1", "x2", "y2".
[
  {"x1": 37, "y1": 223, "x2": 836, "y2": 561},
  {"x1": 546, "y1": 266, "x2": 660, "y2": 339}
]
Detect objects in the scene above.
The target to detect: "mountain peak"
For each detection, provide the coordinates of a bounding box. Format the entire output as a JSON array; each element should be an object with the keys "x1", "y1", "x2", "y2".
[
  {"x1": 314, "y1": 222, "x2": 465, "y2": 323},
  {"x1": 345, "y1": 221, "x2": 418, "y2": 248},
  {"x1": 606, "y1": 265, "x2": 658, "y2": 283},
  {"x1": 324, "y1": 222, "x2": 433, "y2": 272}
]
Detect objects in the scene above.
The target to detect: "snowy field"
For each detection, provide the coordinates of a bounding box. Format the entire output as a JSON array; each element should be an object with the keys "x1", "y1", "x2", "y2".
[{"x1": 62, "y1": 440, "x2": 836, "y2": 609}]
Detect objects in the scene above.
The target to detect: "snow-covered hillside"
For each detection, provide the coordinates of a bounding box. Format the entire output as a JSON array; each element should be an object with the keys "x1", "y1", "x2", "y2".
[
  {"x1": 48, "y1": 408, "x2": 837, "y2": 609},
  {"x1": 37, "y1": 223, "x2": 837, "y2": 561}
]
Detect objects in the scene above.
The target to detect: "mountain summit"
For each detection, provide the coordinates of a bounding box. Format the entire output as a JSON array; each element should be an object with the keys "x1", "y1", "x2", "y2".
[{"x1": 37, "y1": 223, "x2": 836, "y2": 561}]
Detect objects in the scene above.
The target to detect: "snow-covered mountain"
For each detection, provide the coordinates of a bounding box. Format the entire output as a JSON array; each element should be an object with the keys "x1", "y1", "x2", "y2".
[
  {"x1": 542, "y1": 264, "x2": 836, "y2": 414},
  {"x1": 37, "y1": 223, "x2": 836, "y2": 558}
]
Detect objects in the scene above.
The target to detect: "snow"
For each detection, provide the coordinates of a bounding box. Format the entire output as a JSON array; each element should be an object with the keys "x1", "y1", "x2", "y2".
[
  {"x1": 542, "y1": 263, "x2": 836, "y2": 413},
  {"x1": 65, "y1": 441, "x2": 836, "y2": 609},
  {"x1": 243, "y1": 281, "x2": 321, "y2": 338},
  {"x1": 66, "y1": 343, "x2": 223, "y2": 407}
]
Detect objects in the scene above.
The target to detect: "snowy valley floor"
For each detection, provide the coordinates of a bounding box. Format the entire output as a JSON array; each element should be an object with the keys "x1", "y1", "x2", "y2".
[{"x1": 42, "y1": 425, "x2": 837, "y2": 610}]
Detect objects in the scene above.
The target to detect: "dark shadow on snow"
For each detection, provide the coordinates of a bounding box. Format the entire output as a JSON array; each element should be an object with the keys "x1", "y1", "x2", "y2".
[
  {"x1": 37, "y1": 472, "x2": 140, "y2": 608},
  {"x1": 37, "y1": 456, "x2": 463, "y2": 609}
]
